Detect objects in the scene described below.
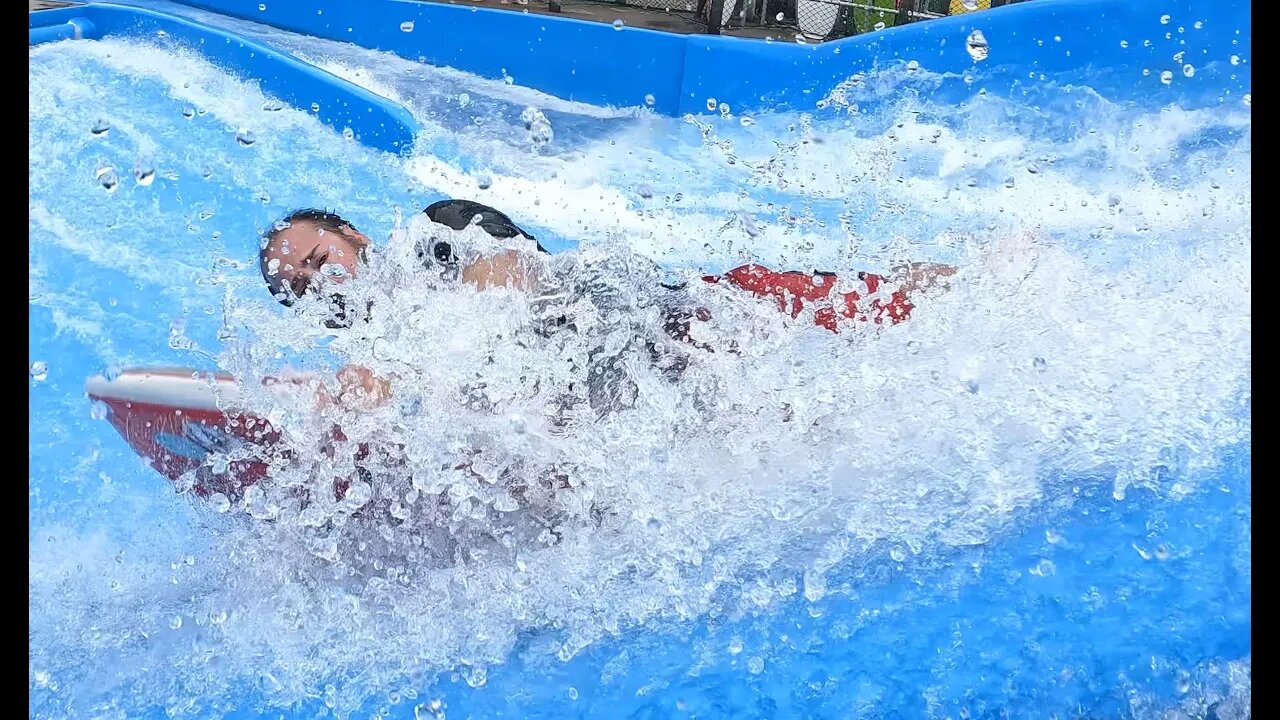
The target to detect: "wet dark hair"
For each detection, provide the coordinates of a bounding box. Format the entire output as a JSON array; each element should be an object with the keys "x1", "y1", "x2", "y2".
[
  {"x1": 259, "y1": 208, "x2": 360, "y2": 307},
  {"x1": 418, "y1": 199, "x2": 548, "y2": 268}
]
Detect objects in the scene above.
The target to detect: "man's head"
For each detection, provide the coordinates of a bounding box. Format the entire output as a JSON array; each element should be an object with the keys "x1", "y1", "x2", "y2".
[
  {"x1": 259, "y1": 209, "x2": 371, "y2": 306},
  {"x1": 258, "y1": 200, "x2": 547, "y2": 311}
]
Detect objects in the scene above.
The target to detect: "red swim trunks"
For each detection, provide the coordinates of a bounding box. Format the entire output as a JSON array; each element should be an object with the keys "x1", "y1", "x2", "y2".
[{"x1": 705, "y1": 264, "x2": 913, "y2": 332}]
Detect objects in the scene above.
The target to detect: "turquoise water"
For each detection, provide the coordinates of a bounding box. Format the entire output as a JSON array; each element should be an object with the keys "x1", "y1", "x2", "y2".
[{"x1": 30, "y1": 11, "x2": 1249, "y2": 719}]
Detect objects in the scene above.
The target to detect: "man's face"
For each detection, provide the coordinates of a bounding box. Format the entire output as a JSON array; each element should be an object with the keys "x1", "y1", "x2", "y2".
[{"x1": 263, "y1": 220, "x2": 370, "y2": 302}]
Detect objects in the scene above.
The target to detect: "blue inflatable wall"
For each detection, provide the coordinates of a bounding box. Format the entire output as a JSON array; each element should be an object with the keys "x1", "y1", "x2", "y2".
[
  {"x1": 29, "y1": 3, "x2": 419, "y2": 153},
  {"x1": 174, "y1": 0, "x2": 1248, "y2": 115},
  {"x1": 32, "y1": 0, "x2": 1249, "y2": 148}
]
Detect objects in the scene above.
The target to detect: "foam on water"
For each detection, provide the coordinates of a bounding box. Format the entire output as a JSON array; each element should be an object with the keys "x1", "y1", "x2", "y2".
[{"x1": 29, "y1": 22, "x2": 1249, "y2": 720}]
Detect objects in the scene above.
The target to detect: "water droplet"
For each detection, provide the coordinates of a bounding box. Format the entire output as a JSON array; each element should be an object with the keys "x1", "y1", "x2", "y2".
[
  {"x1": 1160, "y1": 70, "x2": 1173, "y2": 84},
  {"x1": 30, "y1": 361, "x2": 49, "y2": 382},
  {"x1": 476, "y1": 173, "x2": 493, "y2": 190},
  {"x1": 1183, "y1": 63, "x2": 1195, "y2": 77},
  {"x1": 906, "y1": 59, "x2": 920, "y2": 73},
  {"x1": 505, "y1": 413, "x2": 528, "y2": 435},
  {"x1": 705, "y1": 97, "x2": 718, "y2": 112},
  {"x1": 400, "y1": 20, "x2": 415, "y2": 31},
  {"x1": 96, "y1": 164, "x2": 119, "y2": 192},
  {"x1": 503, "y1": 73, "x2": 515, "y2": 85},
  {"x1": 966, "y1": 29, "x2": 989, "y2": 62},
  {"x1": 719, "y1": 102, "x2": 731, "y2": 117},
  {"x1": 134, "y1": 161, "x2": 155, "y2": 186},
  {"x1": 1160, "y1": 13, "x2": 1170, "y2": 24},
  {"x1": 739, "y1": 115, "x2": 755, "y2": 127},
  {"x1": 1154, "y1": 544, "x2": 1171, "y2": 561},
  {"x1": 803, "y1": 568, "x2": 827, "y2": 601},
  {"x1": 775, "y1": 11, "x2": 783, "y2": 20},
  {"x1": 747, "y1": 656, "x2": 765, "y2": 674},
  {"x1": 258, "y1": 2, "x2": 266, "y2": 9},
  {"x1": 262, "y1": 99, "x2": 285, "y2": 112},
  {"x1": 962, "y1": 0, "x2": 977, "y2": 9},
  {"x1": 1033, "y1": 356, "x2": 1047, "y2": 371},
  {"x1": 169, "y1": 615, "x2": 183, "y2": 630},
  {"x1": 208, "y1": 493, "x2": 231, "y2": 513},
  {"x1": 568, "y1": 687, "x2": 579, "y2": 700},
  {"x1": 520, "y1": 106, "x2": 554, "y2": 146},
  {"x1": 210, "y1": 609, "x2": 228, "y2": 625},
  {"x1": 181, "y1": 107, "x2": 195, "y2": 119},
  {"x1": 310, "y1": 102, "x2": 321, "y2": 113},
  {"x1": 320, "y1": 263, "x2": 348, "y2": 279},
  {"x1": 462, "y1": 665, "x2": 487, "y2": 688},
  {"x1": 889, "y1": 546, "x2": 906, "y2": 562},
  {"x1": 1243, "y1": 93, "x2": 1251, "y2": 106},
  {"x1": 90, "y1": 119, "x2": 110, "y2": 137},
  {"x1": 235, "y1": 128, "x2": 256, "y2": 146},
  {"x1": 342, "y1": 127, "x2": 355, "y2": 141},
  {"x1": 1030, "y1": 559, "x2": 1057, "y2": 576},
  {"x1": 1003, "y1": 176, "x2": 1016, "y2": 189},
  {"x1": 636, "y1": 184, "x2": 654, "y2": 199},
  {"x1": 612, "y1": 18, "x2": 624, "y2": 29},
  {"x1": 1230, "y1": 54, "x2": 1240, "y2": 65},
  {"x1": 873, "y1": 21, "x2": 885, "y2": 30},
  {"x1": 1120, "y1": 39, "x2": 1129, "y2": 48}
]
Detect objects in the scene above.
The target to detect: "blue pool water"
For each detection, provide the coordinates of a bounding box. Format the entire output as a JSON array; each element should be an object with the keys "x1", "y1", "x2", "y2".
[{"x1": 29, "y1": 5, "x2": 1249, "y2": 719}]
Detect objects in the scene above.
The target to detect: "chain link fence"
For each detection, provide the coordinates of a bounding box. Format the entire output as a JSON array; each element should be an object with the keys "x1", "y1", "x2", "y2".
[
  {"x1": 786, "y1": 0, "x2": 948, "y2": 41},
  {"x1": 622, "y1": 0, "x2": 701, "y2": 12},
  {"x1": 544, "y1": 0, "x2": 1026, "y2": 38},
  {"x1": 582, "y1": 0, "x2": 1026, "y2": 37}
]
